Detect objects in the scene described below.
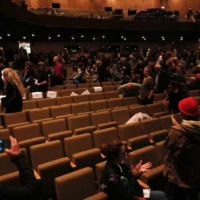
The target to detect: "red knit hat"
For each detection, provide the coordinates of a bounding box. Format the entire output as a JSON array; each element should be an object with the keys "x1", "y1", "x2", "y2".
[
  {"x1": 178, "y1": 97, "x2": 200, "y2": 116},
  {"x1": 196, "y1": 73, "x2": 200, "y2": 77}
]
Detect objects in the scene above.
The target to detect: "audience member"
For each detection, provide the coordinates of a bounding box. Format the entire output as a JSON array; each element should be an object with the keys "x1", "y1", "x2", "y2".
[
  {"x1": 0, "y1": 58, "x2": 6, "y2": 94},
  {"x1": 101, "y1": 140, "x2": 168, "y2": 200},
  {"x1": 118, "y1": 82, "x2": 141, "y2": 98},
  {"x1": 1, "y1": 68, "x2": 24, "y2": 114},
  {"x1": 0, "y1": 136, "x2": 41, "y2": 200},
  {"x1": 164, "y1": 97, "x2": 200, "y2": 200}
]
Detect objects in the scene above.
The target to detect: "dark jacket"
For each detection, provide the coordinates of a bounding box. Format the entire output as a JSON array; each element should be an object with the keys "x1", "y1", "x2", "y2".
[
  {"x1": 101, "y1": 161, "x2": 143, "y2": 200},
  {"x1": 1, "y1": 82, "x2": 23, "y2": 114},
  {"x1": 0, "y1": 152, "x2": 41, "y2": 200},
  {"x1": 153, "y1": 70, "x2": 169, "y2": 93},
  {"x1": 164, "y1": 121, "x2": 200, "y2": 190}
]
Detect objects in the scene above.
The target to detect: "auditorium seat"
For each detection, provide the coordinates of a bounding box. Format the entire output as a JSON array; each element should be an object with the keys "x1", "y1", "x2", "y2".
[
  {"x1": 83, "y1": 192, "x2": 108, "y2": 200},
  {"x1": 92, "y1": 127, "x2": 119, "y2": 148},
  {"x1": 60, "y1": 89, "x2": 75, "y2": 97},
  {"x1": 159, "y1": 115, "x2": 173, "y2": 130},
  {"x1": 75, "y1": 88, "x2": 88, "y2": 95},
  {"x1": 127, "y1": 135, "x2": 150, "y2": 151},
  {"x1": 128, "y1": 146, "x2": 164, "y2": 190},
  {"x1": 103, "y1": 86, "x2": 116, "y2": 92},
  {"x1": 107, "y1": 98, "x2": 124, "y2": 109},
  {"x1": 68, "y1": 114, "x2": 96, "y2": 135},
  {"x1": 155, "y1": 141, "x2": 167, "y2": 164},
  {"x1": 2, "y1": 112, "x2": 30, "y2": 129},
  {"x1": 41, "y1": 119, "x2": 72, "y2": 140},
  {"x1": 149, "y1": 130, "x2": 169, "y2": 143},
  {"x1": 146, "y1": 103, "x2": 168, "y2": 117},
  {"x1": 28, "y1": 108, "x2": 53, "y2": 123},
  {"x1": 90, "y1": 111, "x2": 118, "y2": 130},
  {"x1": 123, "y1": 97, "x2": 138, "y2": 106},
  {"x1": 55, "y1": 167, "x2": 97, "y2": 200},
  {"x1": 37, "y1": 98, "x2": 57, "y2": 108},
  {"x1": 129, "y1": 105, "x2": 147, "y2": 116},
  {"x1": 65, "y1": 84, "x2": 77, "y2": 90},
  {"x1": 90, "y1": 83, "x2": 101, "y2": 87},
  {"x1": 50, "y1": 105, "x2": 73, "y2": 119},
  {"x1": 0, "y1": 129, "x2": 10, "y2": 139},
  {"x1": 90, "y1": 92, "x2": 105, "y2": 101},
  {"x1": 111, "y1": 108, "x2": 130, "y2": 125},
  {"x1": 64, "y1": 133, "x2": 93, "y2": 159},
  {"x1": 154, "y1": 94, "x2": 165, "y2": 102},
  {"x1": 51, "y1": 85, "x2": 65, "y2": 91},
  {"x1": 13, "y1": 123, "x2": 45, "y2": 149},
  {"x1": 90, "y1": 100, "x2": 109, "y2": 112},
  {"x1": 71, "y1": 102, "x2": 91, "y2": 115},
  {"x1": 189, "y1": 90, "x2": 199, "y2": 97},
  {"x1": 72, "y1": 148, "x2": 102, "y2": 169},
  {"x1": 78, "y1": 83, "x2": 90, "y2": 88},
  {"x1": 139, "y1": 118, "x2": 161, "y2": 134},
  {"x1": 73, "y1": 94, "x2": 90, "y2": 103},
  {"x1": 102, "y1": 82, "x2": 113, "y2": 87},
  {"x1": 104, "y1": 91, "x2": 119, "y2": 99},
  {"x1": 29, "y1": 92, "x2": 44, "y2": 100},
  {"x1": 118, "y1": 122, "x2": 143, "y2": 142},
  {"x1": 95, "y1": 161, "x2": 106, "y2": 190},
  {"x1": 56, "y1": 96, "x2": 74, "y2": 106},
  {"x1": 30, "y1": 140, "x2": 71, "y2": 199},
  {"x1": 23, "y1": 100, "x2": 38, "y2": 111}
]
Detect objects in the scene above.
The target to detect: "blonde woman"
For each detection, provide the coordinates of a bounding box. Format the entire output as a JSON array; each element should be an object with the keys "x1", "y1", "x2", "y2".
[{"x1": 1, "y1": 68, "x2": 25, "y2": 113}]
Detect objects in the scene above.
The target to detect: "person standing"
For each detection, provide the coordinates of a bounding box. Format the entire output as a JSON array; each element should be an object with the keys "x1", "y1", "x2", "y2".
[
  {"x1": 0, "y1": 58, "x2": 6, "y2": 94},
  {"x1": 1, "y1": 68, "x2": 24, "y2": 114},
  {"x1": 164, "y1": 97, "x2": 200, "y2": 200},
  {"x1": 138, "y1": 67, "x2": 154, "y2": 105}
]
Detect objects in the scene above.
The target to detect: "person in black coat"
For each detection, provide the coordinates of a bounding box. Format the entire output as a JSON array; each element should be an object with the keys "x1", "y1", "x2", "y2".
[
  {"x1": 0, "y1": 136, "x2": 41, "y2": 200},
  {"x1": 101, "y1": 141, "x2": 168, "y2": 200},
  {"x1": 1, "y1": 68, "x2": 25, "y2": 114}
]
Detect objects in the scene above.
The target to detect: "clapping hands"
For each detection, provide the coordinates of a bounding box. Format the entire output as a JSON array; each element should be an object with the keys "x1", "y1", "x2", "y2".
[{"x1": 131, "y1": 160, "x2": 152, "y2": 176}]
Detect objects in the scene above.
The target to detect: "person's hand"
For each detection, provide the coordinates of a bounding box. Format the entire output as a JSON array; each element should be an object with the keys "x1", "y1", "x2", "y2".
[
  {"x1": 171, "y1": 115, "x2": 179, "y2": 125},
  {"x1": 37, "y1": 83, "x2": 41, "y2": 86},
  {"x1": 5, "y1": 136, "x2": 21, "y2": 156},
  {"x1": 131, "y1": 160, "x2": 152, "y2": 176}
]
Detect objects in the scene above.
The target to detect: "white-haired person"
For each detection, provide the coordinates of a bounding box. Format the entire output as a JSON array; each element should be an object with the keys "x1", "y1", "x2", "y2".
[{"x1": 1, "y1": 68, "x2": 25, "y2": 113}]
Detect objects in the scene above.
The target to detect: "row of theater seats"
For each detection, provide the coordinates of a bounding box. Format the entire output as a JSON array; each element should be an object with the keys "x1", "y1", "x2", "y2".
[{"x1": 0, "y1": 113, "x2": 180, "y2": 199}]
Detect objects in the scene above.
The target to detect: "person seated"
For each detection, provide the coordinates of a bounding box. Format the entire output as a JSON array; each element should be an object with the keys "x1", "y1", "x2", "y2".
[
  {"x1": 72, "y1": 65, "x2": 86, "y2": 85},
  {"x1": 187, "y1": 77, "x2": 198, "y2": 90},
  {"x1": 0, "y1": 136, "x2": 41, "y2": 200},
  {"x1": 101, "y1": 140, "x2": 168, "y2": 200}
]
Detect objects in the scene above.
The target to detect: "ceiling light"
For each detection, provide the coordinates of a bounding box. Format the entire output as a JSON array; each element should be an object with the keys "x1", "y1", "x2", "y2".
[
  {"x1": 142, "y1": 36, "x2": 145, "y2": 38},
  {"x1": 7, "y1": 33, "x2": 10, "y2": 37},
  {"x1": 23, "y1": 37, "x2": 26, "y2": 39},
  {"x1": 81, "y1": 35, "x2": 84, "y2": 38},
  {"x1": 31, "y1": 34, "x2": 35, "y2": 37},
  {"x1": 102, "y1": 35, "x2": 105, "y2": 38},
  {"x1": 0, "y1": 37, "x2": 2, "y2": 40},
  {"x1": 124, "y1": 38, "x2": 127, "y2": 40},
  {"x1": 93, "y1": 37, "x2": 96, "y2": 40},
  {"x1": 144, "y1": 38, "x2": 146, "y2": 41},
  {"x1": 48, "y1": 37, "x2": 51, "y2": 40},
  {"x1": 121, "y1": 36, "x2": 124, "y2": 39},
  {"x1": 71, "y1": 37, "x2": 74, "y2": 40},
  {"x1": 57, "y1": 35, "x2": 60, "y2": 37}
]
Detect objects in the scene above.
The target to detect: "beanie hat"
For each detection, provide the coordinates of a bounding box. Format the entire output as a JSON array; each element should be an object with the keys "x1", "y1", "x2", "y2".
[{"x1": 178, "y1": 97, "x2": 200, "y2": 116}]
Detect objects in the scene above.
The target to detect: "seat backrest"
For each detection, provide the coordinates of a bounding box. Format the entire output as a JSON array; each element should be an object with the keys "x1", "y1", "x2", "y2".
[
  {"x1": 71, "y1": 102, "x2": 90, "y2": 114},
  {"x1": 23, "y1": 100, "x2": 38, "y2": 110},
  {"x1": 55, "y1": 167, "x2": 96, "y2": 200},
  {"x1": 103, "y1": 86, "x2": 116, "y2": 92},
  {"x1": 37, "y1": 98, "x2": 57, "y2": 108},
  {"x1": 42, "y1": 119, "x2": 68, "y2": 139},
  {"x1": 159, "y1": 115, "x2": 173, "y2": 130},
  {"x1": 118, "y1": 122, "x2": 143, "y2": 141},
  {"x1": 140, "y1": 118, "x2": 161, "y2": 134},
  {"x1": 60, "y1": 89, "x2": 75, "y2": 97},
  {"x1": 90, "y1": 100, "x2": 108, "y2": 112},
  {"x1": 107, "y1": 98, "x2": 124, "y2": 109},
  {"x1": 78, "y1": 84, "x2": 90, "y2": 88},
  {"x1": 13, "y1": 123, "x2": 41, "y2": 141},
  {"x1": 68, "y1": 115, "x2": 91, "y2": 131},
  {"x1": 154, "y1": 94, "x2": 164, "y2": 102},
  {"x1": 127, "y1": 135, "x2": 150, "y2": 151},
  {"x1": 0, "y1": 129, "x2": 10, "y2": 140},
  {"x1": 129, "y1": 105, "x2": 147, "y2": 116},
  {"x1": 75, "y1": 88, "x2": 88, "y2": 95},
  {"x1": 28, "y1": 108, "x2": 51, "y2": 122},
  {"x1": 90, "y1": 111, "x2": 112, "y2": 126},
  {"x1": 73, "y1": 95, "x2": 90, "y2": 103},
  {"x1": 90, "y1": 92, "x2": 105, "y2": 101},
  {"x1": 123, "y1": 97, "x2": 138, "y2": 106},
  {"x1": 64, "y1": 133, "x2": 93, "y2": 159},
  {"x1": 93, "y1": 127, "x2": 119, "y2": 148},
  {"x1": 155, "y1": 141, "x2": 168, "y2": 164},
  {"x1": 104, "y1": 91, "x2": 119, "y2": 99},
  {"x1": 50, "y1": 105, "x2": 71, "y2": 118},
  {"x1": 146, "y1": 103, "x2": 163, "y2": 117},
  {"x1": 65, "y1": 85, "x2": 77, "y2": 90},
  {"x1": 29, "y1": 92, "x2": 44, "y2": 100},
  {"x1": 189, "y1": 90, "x2": 199, "y2": 97},
  {"x1": 102, "y1": 82, "x2": 113, "y2": 87},
  {"x1": 30, "y1": 140, "x2": 64, "y2": 169},
  {"x1": 51, "y1": 85, "x2": 64, "y2": 90},
  {"x1": 3, "y1": 112, "x2": 27, "y2": 127},
  {"x1": 95, "y1": 161, "x2": 106, "y2": 188},
  {"x1": 128, "y1": 146, "x2": 159, "y2": 168},
  {"x1": 111, "y1": 108, "x2": 130, "y2": 125},
  {"x1": 56, "y1": 96, "x2": 74, "y2": 106}
]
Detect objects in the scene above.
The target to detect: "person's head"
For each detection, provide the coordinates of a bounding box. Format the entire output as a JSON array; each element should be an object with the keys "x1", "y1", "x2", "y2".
[
  {"x1": 189, "y1": 77, "x2": 196, "y2": 83},
  {"x1": 143, "y1": 67, "x2": 151, "y2": 77},
  {"x1": 95, "y1": 60, "x2": 102, "y2": 67},
  {"x1": 126, "y1": 82, "x2": 133, "y2": 89},
  {"x1": 2, "y1": 68, "x2": 25, "y2": 97},
  {"x1": 53, "y1": 56, "x2": 59, "y2": 63},
  {"x1": 38, "y1": 62, "x2": 45, "y2": 71},
  {"x1": 178, "y1": 97, "x2": 200, "y2": 121},
  {"x1": 101, "y1": 140, "x2": 128, "y2": 163},
  {"x1": 25, "y1": 61, "x2": 33, "y2": 71},
  {"x1": 120, "y1": 57, "x2": 127, "y2": 64}
]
